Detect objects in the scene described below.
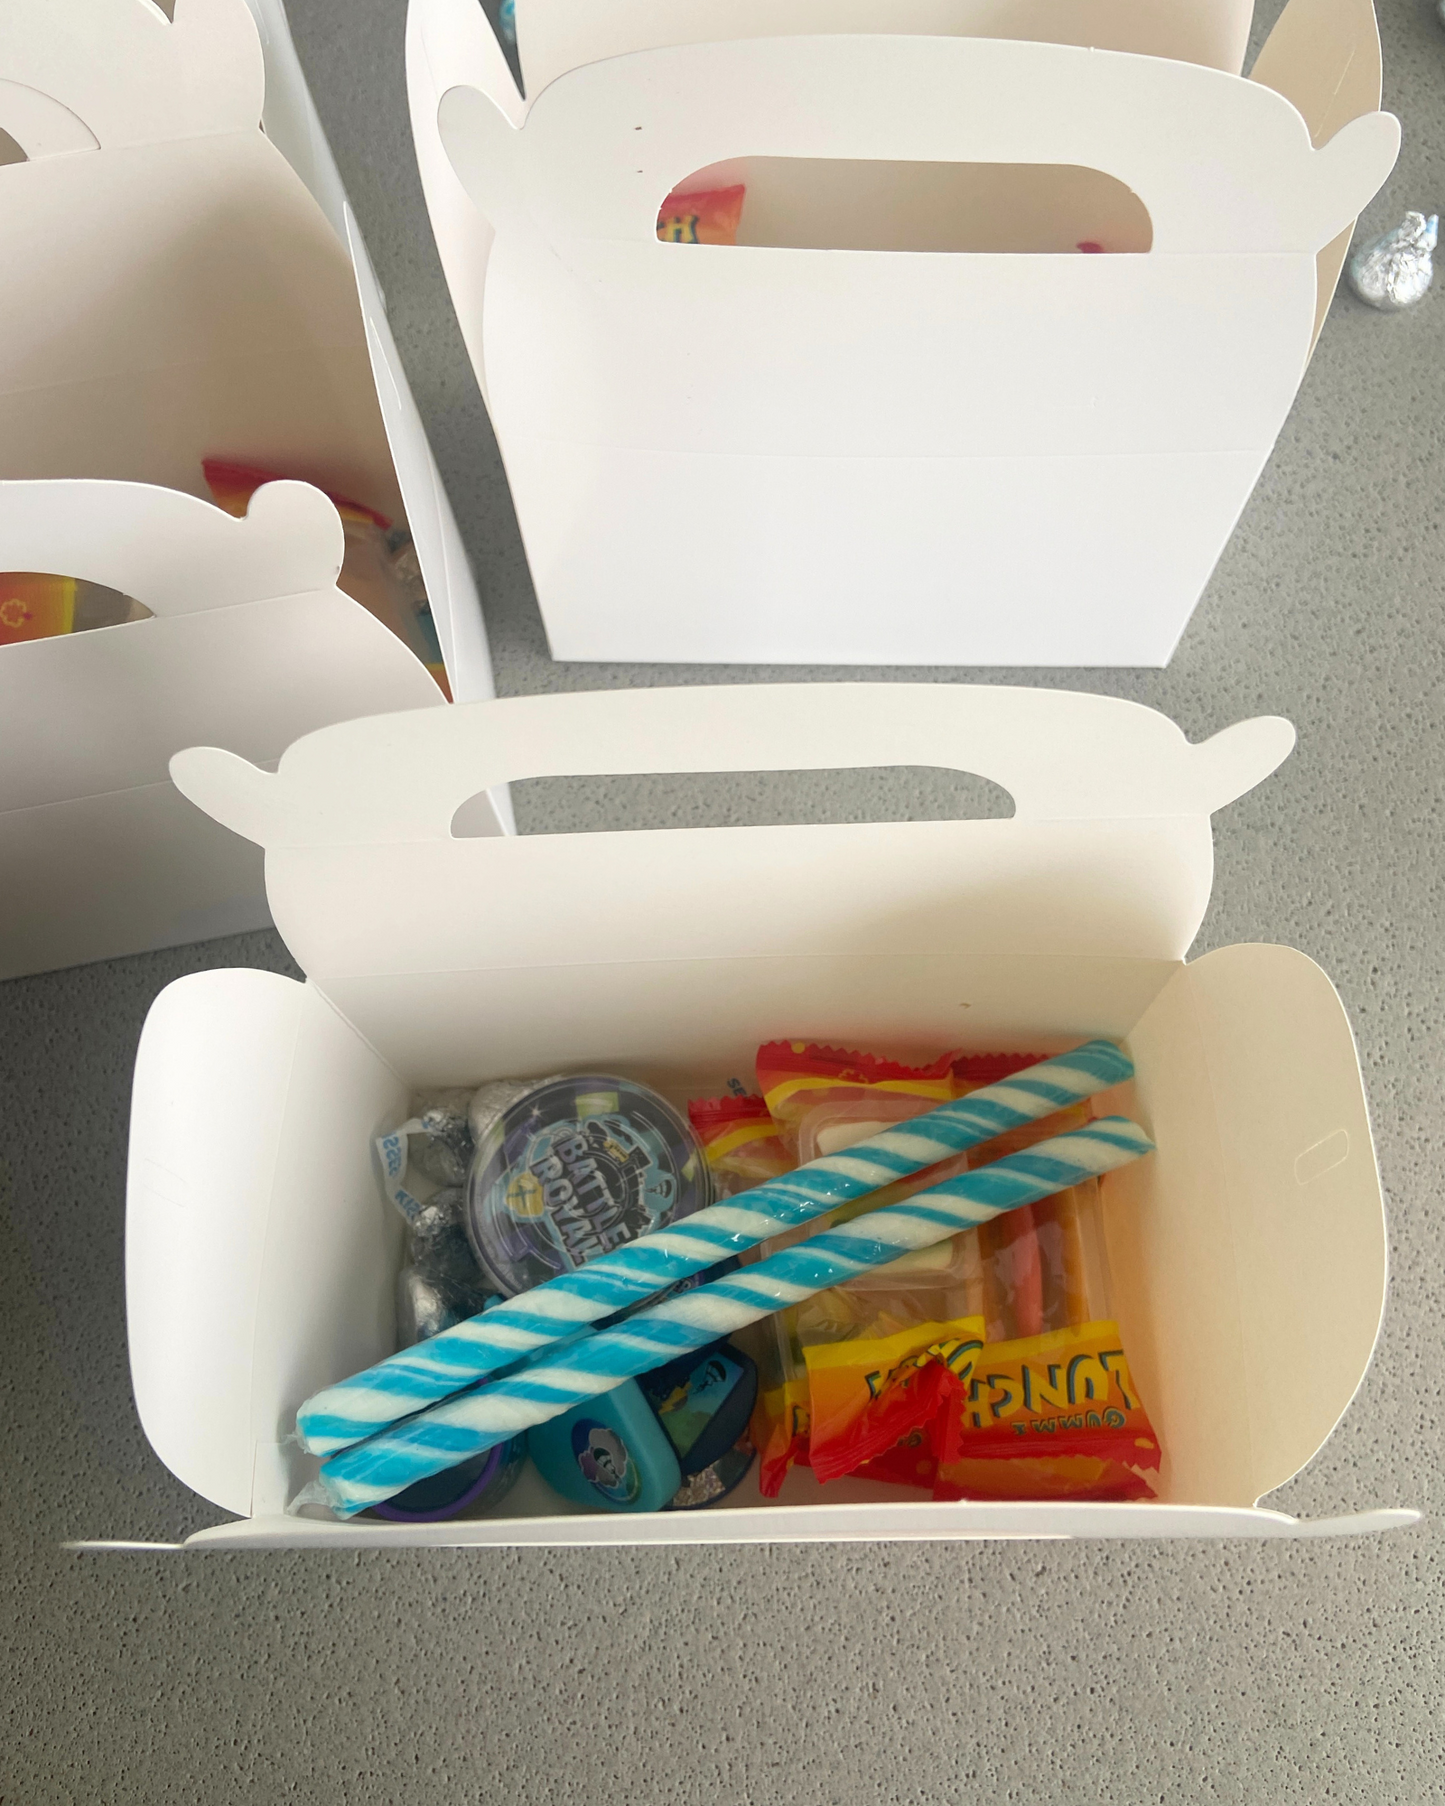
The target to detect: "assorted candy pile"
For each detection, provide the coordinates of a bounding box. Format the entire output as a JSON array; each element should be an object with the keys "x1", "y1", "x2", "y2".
[
  {"x1": 309, "y1": 1037, "x2": 1159, "y2": 1525},
  {"x1": 691, "y1": 1041, "x2": 1161, "y2": 1505},
  {"x1": 365, "y1": 1070, "x2": 757, "y2": 1521}
]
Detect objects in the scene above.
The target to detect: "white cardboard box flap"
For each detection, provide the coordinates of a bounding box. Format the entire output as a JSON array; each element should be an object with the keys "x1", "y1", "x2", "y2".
[
  {"x1": 514, "y1": 0, "x2": 1260, "y2": 95},
  {"x1": 0, "y1": 9, "x2": 401, "y2": 517},
  {"x1": 128, "y1": 969, "x2": 407, "y2": 1516},
  {"x1": 444, "y1": 38, "x2": 1394, "y2": 256},
  {"x1": 1, "y1": 0, "x2": 261, "y2": 148},
  {"x1": 0, "y1": 0, "x2": 497, "y2": 706},
  {"x1": 1106, "y1": 943, "x2": 1386, "y2": 1507},
  {"x1": 170, "y1": 689, "x2": 1296, "y2": 1020},
  {"x1": 129, "y1": 683, "x2": 1404, "y2": 1541},
  {"x1": 0, "y1": 480, "x2": 443, "y2": 816}
]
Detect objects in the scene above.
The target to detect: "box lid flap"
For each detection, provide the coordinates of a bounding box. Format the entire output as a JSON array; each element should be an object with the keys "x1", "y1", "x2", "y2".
[
  {"x1": 441, "y1": 35, "x2": 1397, "y2": 256},
  {"x1": 514, "y1": 0, "x2": 1259, "y2": 97},
  {"x1": 0, "y1": 0, "x2": 262, "y2": 151},
  {"x1": 170, "y1": 685, "x2": 1293, "y2": 987},
  {"x1": 1108, "y1": 942, "x2": 1386, "y2": 1507}
]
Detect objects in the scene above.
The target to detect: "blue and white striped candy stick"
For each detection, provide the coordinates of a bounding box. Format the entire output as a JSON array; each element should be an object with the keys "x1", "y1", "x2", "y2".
[
  {"x1": 297, "y1": 1039, "x2": 1132, "y2": 1455},
  {"x1": 317, "y1": 1115, "x2": 1153, "y2": 1516}
]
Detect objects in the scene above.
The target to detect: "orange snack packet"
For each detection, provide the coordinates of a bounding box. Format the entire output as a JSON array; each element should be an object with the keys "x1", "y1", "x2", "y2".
[
  {"x1": 934, "y1": 1320, "x2": 1160, "y2": 1503},
  {"x1": 656, "y1": 184, "x2": 745, "y2": 245}
]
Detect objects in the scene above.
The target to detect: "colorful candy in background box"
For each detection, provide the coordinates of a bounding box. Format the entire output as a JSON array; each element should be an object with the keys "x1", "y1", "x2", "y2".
[
  {"x1": 0, "y1": 570, "x2": 151, "y2": 646},
  {"x1": 202, "y1": 459, "x2": 451, "y2": 697},
  {"x1": 656, "y1": 185, "x2": 746, "y2": 245},
  {"x1": 694, "y1": 1039, "x2": 1160, "y2": 1504}
]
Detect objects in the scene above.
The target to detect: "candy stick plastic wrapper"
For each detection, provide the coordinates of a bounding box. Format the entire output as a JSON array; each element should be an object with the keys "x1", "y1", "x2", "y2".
[
  {"x1": 296, "y1": 1039, "x2": 1132, "y2": 1456},
  {"x1": 314, "y1": 1116, "x2": 1153, "y2": 1517}
]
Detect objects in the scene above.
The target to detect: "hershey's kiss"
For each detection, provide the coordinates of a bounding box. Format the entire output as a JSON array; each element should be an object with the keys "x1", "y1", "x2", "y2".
[{"x1": 1349, "y1": 212, "x2": 1438, "y2": 312}]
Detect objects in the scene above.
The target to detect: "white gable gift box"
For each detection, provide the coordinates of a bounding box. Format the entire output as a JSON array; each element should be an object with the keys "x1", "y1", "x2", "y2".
[
  {"x1": 0, "y1": 0, "x2": 503, "y2": 980},
  {"x1": 412, "y1": 0, "x2": 1396, "y2": 667},
  {"x1": 111, "y1": 684, "x2": 1416, "y2": 1549}
]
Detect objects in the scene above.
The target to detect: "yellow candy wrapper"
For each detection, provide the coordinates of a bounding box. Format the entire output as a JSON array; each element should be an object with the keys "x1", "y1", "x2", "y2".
[{"x1": 935, "y1": 1319, "x2": 1160, "y2": 1502}]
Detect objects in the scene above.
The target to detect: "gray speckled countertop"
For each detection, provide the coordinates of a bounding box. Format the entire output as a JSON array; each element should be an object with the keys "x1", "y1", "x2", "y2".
[{"x1": 2, "y1": 0, "x2": 1442, "y2": 1797}]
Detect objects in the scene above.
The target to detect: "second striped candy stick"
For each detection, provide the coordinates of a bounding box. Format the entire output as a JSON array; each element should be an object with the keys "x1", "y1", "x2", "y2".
[{"x1": 316, "y1": 1115, "x2": 1154, "y2": 1517}]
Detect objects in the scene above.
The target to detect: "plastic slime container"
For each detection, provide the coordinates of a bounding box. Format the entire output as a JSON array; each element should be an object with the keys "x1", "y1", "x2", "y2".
[
  {"x1": 465, "y1": 1075, "x2": 711, "y2": 1296},
  {"x1": 369, "y1": 1436, "x2": 526, "y2": 1523}
]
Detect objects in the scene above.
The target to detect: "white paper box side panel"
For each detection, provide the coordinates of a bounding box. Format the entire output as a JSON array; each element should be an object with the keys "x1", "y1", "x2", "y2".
[
  {"x1": 0, "y1": 480, "x2": 443, "y2": 980},
  {"x1": 127, "y1": 969, "x2": 307, "y2": 1516},
  {"x1": 0, "y1": 0, "x2": 403, "y2": 517},
  {"x1": 244, "y1": 982, "x2": 409, "y2": 1517},
  {"x1": 1250, "y1": 0, "x2": 1384, "y2": 352},
  {"x1": 346, "y1": 208, "x2": 505, "y2": 724},
  {"x1": 240, "y1": 0, "x2": 351, "y2": 237},
  {"x1": 1104, "y1": 945, "x2": 1385, "y2": 1507},
  {"x1": 516, "y1": 0, "x2": 1259, "y2": 97},
  {"x1": 1180, "y1": 943, "x2": 1385, "y2": 1499},
  {"x1": 407, "y1": 0, "x2": 525, "y2": 409},
  {"x1": 168, "y1": 687, "x2": 1294, "y2": 1039},
  {"x1": 127, "y1": 970, "x2": 405, "y2": 1517},
  {"x1": 317, "y1": 956, "x2": 1180, "y2": 1095},
  {"x1": 452, "y1": 40, "x2": 1396, "y2": 255},
  {"x1": 235, "y1": 0, "x2": 501, "y2": 714},
  {"x1": 0, "y1": 482, "x2": 443, "y2": 816},
  {"x1": 0, "y1": 785, "x2": 272, "y2": 982},
  {"x1": 0, "y1": 0, "x2": 262, "y2": 148},
  {"x1": 171, "y1": 685, "x2": 1297, "y2": 844}
]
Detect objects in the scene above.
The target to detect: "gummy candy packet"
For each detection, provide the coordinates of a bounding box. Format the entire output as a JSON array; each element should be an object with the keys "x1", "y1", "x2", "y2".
[
  {"x1": 656, "y1": 184, "x2": 745, "y2": 244},
  {"x1": 933, "y1": 1319, "x2": 1160, "y2": 1502},
  {"x1": 756, "y1": 1041, "x2": 962, "y2": 1163},
  {"x1": 803, "y1": 1313, "x2": 985, "y2": 1485},
  {"x1": 688, "y1": 1093, "x2": 792, "y2": 1193}
]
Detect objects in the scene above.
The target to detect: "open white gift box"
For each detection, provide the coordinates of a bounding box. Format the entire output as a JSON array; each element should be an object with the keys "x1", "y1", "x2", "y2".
[
  {"x1": 0, "y1": 0, "x2": 501, "y2": 982},
  {"x1": 409, "y1": 0, "x2": 1395, "y2": 667},
  {"x1": 118, "y1": 684, "x2": 1415, "y2": 1549}
]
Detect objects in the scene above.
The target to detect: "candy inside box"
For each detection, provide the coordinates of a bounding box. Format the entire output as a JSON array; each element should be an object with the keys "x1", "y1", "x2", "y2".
[{"x1": 118, "y1": 685, "x2": 1414, "y2": 1549}]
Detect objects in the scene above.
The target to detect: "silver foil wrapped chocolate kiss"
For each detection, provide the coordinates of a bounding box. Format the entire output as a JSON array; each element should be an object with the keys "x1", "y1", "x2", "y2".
[{"x1": 1348, "y1": 212, "x2": 1438, "y2": 312}]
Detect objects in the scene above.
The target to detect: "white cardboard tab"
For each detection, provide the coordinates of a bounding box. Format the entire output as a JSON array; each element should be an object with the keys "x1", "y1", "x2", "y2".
[
  {"x1": 121, "y1": 684, "x2": 1410, "y2": 1546},
  {"x1": 514, "y1": 0, "x2": 1261, "y2": 96},
  {"x1": 415, "y1": 0, "x2": 1397, "y2": 665},
  {"x1": 0, "y1": 0, "x2": 502, "y2": 978}
]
